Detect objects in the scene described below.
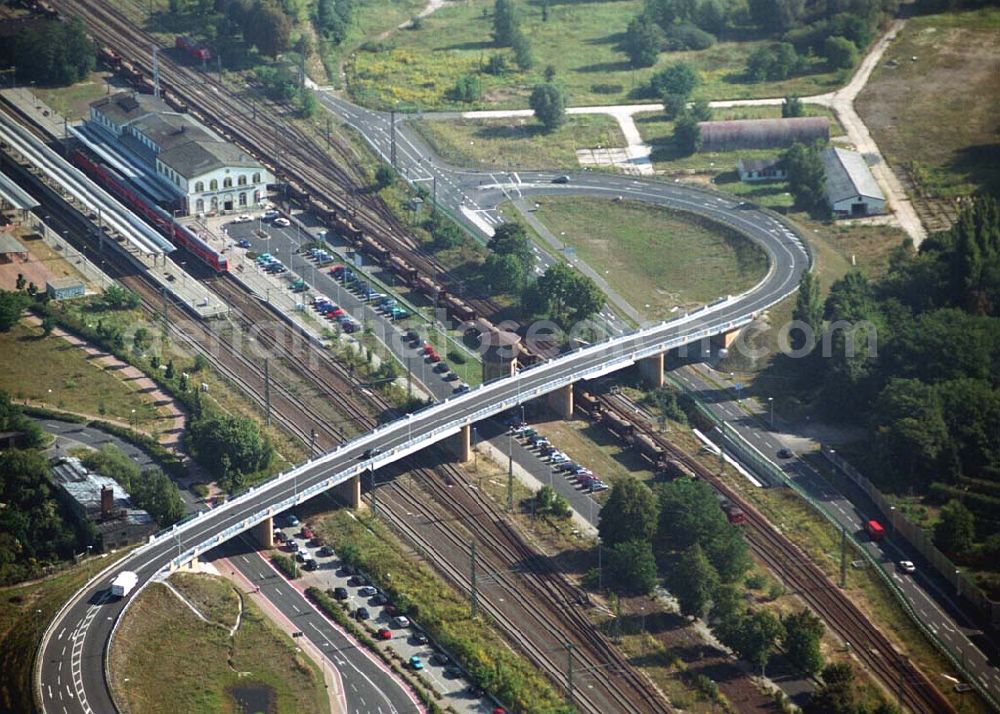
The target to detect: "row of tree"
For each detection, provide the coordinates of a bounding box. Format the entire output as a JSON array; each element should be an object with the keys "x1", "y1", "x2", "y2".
[
  {"x1": 481, "y1": 222, "x2": 604, "y2": 327},
  {"x1": 598, "y1": 476, "x2": 829, "y2": 677},
  {"x1": 4, "y1": 16, "x2": 95, "y2": 87},
  {"x1": 788, "y1": 197, "x2": 1000, "y2": 553}
]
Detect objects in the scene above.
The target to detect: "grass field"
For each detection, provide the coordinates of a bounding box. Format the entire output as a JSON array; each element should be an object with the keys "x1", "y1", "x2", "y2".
[
  {"x1": 32, "y1": 71, "x2": 114, "y2": 121},
  {"x1": 347, "y1": 0, "x2": 845, "y2": 110},
  {"x1": 414, "y1": 114, "x2": 624, "y2": 169},
  {"x1": 109, "y1": 575, "x2": 329, "y2": 714},
  {"x1": 0, "y1": 322, "x2": 161, "y2": 428},
  {"x1": 0, "y1": 554, "x2": 128, "y2": 714},
  {"x1": 856, "y1": 7, "x2": 1000, "y2": 214},
  {"x1": 526, "y1": 196, "x2": 768, "y2": 320}
]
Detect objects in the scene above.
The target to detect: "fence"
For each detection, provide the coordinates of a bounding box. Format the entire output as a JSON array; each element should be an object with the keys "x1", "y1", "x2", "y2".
[
  {"x1": 822, "y1": 446, "x2": 1000, "y2": 628},
  {"x1": 669, "y1": 376, "x2": 1000, "y2": 710}
]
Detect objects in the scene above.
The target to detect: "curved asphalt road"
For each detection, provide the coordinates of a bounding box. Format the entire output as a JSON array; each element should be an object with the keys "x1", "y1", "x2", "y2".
[{"x1": 37, "y1": 94, "x2": 809, "y2": 714}]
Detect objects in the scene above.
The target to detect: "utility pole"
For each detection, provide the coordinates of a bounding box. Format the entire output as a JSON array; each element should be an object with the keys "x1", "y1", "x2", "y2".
[
  {"x1": 470, "y1": 539, "x2": 478, "y2": 618},
  {"x1": 506, "y1": 429, "x2": 514, "y2": 512},
  {"x1": 406, "y1": 356, "x2": 412, "y2": 400},
  {"x1": 839, "y1": 525, "x2": 847, "y2": 588},
  {"x1": 389, "y1": 110, "x2": 397, "y2": 168},
  {"x1": 264, "y1": 358, "x2": 271, "y2": 427},
  {"x1": 152, "y1": 46, "x2": 160, "y2": 99},
  {"x1": 432, "y1": 174, "x2": 437, "y2": 214}
]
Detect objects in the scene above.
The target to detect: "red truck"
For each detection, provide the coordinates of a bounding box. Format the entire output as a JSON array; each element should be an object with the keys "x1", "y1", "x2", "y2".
[{"x1": 866, "y1": 519, "x2": 885, "y2": 541}]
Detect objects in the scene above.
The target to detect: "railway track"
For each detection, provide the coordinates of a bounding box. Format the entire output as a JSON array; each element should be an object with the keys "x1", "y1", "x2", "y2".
[
  {"x1": 376, "y1": 457, "x2": 672, "y2": 714},
  {"x1": 596, "y1": 392, "x2": 955, "y2": 714},
  {"x1": 55, "y1": 0, "x2": 507, "y2": 319}
]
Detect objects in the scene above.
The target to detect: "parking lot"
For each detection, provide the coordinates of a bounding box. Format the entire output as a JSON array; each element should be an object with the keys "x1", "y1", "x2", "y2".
[{"x1": 272, "y1": 514, "x2": 500, "y2": 714}]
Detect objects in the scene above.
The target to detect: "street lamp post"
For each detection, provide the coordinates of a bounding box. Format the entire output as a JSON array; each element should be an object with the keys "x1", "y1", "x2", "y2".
[{"x1": 768, "y1": 397, "x2": 774, "y2": 429}]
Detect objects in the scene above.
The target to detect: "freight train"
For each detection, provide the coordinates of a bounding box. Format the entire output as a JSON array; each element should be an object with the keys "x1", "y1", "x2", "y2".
[{"x1": 71, "y1": 150, "x2": 229, "y2": 273}]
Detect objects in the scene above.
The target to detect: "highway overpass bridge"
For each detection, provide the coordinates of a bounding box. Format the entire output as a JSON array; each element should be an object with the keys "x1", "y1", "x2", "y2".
[{"x1": 36, "y1": 184, "x2": 809, "y2": 713}]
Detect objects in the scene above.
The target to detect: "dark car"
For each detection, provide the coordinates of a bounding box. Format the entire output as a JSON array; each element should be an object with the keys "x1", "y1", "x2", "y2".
[
  {"x1": 429, "y1": 652, "x2": 450, "y2": 666},
  {"x1": 552, "y1": 175, "x2": 570, "y2": 184},
  {"x1": 349, "y1": 574, "x2": 370, "y2": 586},
  {"x1": 362, "y1": 447, "x2": 382, "y2": 459},
  {"x1": 318, "y1": 545, "x2": 335, "y2": 557},
  {"x1": 777, "y1": 448, "x2": 794, "y2": 459},
  {"x1": 453, "y1": 384, "x2": 470, "y2": 395},
  {"x1": 411, "y1": 631, "x2": 429, "y2": 645},
  {"x1": 371, "y1": 593, "x2": 389, "y2": 606},
  {"x1": 355, "y1": 607, "x2": 371, "y2": 620},
  {"x1": 304, "y1": 558, "x2": 318, "y2": 571},
  {"x1": 433, "y1": 362, "x2": 450, "y2": 373},
  {"x1": 332, "y1": 587, "x2": 349, "y2": 600},
  {"x1": 237, "y1": 239, "x2": 252, "y2": 248}
]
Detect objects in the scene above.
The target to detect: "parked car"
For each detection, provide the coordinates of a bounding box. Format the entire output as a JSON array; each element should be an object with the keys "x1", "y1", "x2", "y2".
[
  {"x1": 317, "y1": 545, "x2": 335, "y2": 557},
  {"x1": 411, "y1": 631, "x2": 429, "y2": 645},
  {"x1": 272, "y1": 529, "x2": 286, "y2": 542},
  {"x1": 263, "y1": 209, "x2": 280, "y2": 220},
  {"x1": 236, "y1": 214, "x2": 252, "y2": 223},
  {"x1": 899, "y1": 560, "x2": 916, "y2": 574},
  {"x1": 376, "y1": 628, "x2": 393, "y2": 640},
  {"x1": 358, "y1": 585, "x2": 378, "y2": 597},
  {"x1": 409, "y1": 655, "x2": 424, "y2": 670},
  {"x1": 371, "y1": 593, "x2": 388, "y2": 606},
  {"x1": 355, "y1": 607, "x2": 370, "y2": 620},
  {"x1": 429, "y1": 652, "x2": 450, "y2": 666},
  {"x1": 433, "y1": 362, "x2": 450, "y2": 374},
  {"x1": 236, "y1": 239, "x2": 252, "y2": 248},
  {"x1": 453, "y1": 384, "x2": 470, "y2": 395},
  {"x1": 391, "y1": 615, "x2": 411, "y2": 628},
  {"x1": 444, "y1": 372, "x2": 460, "y2": 382},
  {"x1": 285, "y1": 514, "x2": 300, "y2": 527},
  {"x1": 273, "y1": 217, "x2": 291, "y2": 227},
  {"x1": 303, "y1": 557, "x2": 318, "y2": 571},
  {"x1": 332, "y1": 587, "x2": 348, "y2": 600}
]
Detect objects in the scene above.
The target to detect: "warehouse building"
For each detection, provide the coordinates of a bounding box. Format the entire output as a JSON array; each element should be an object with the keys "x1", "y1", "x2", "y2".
[
  {"x1": 88, "y1": 93, "x2": 272, "y2": 216},
  {"x1": 699, "y1": 117, "x2": 830, "y2": 152},
  {"x1": 50, "y1": 456, "x2": 156, "y2": 550},
  {"x1": 821, "y1": 147, "x2": 886, "y2": 217}
]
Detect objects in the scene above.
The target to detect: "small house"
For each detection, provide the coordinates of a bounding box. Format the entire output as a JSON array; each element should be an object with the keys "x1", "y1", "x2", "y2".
[
  {"x1": 46, "y1": 277, "x2": 86, "y2": 301},
  {"x1": 737, "y1": 157, "x2": 787, "y2": 182}
]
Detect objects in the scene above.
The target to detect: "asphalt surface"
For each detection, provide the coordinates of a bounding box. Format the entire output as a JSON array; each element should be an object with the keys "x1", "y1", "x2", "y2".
[
  {"x1": 671, "y1": 365, "x2": 1000, "y2": 701},
  {"x1": 37, "y1": 94, "x2": 809, "y2": 714},
  {"x1": 219, "y1": 537, "x2": 421, "y2": 714}
]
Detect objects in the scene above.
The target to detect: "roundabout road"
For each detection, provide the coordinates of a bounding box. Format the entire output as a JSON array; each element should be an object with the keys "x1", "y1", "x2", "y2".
[{"x1": 37, "y1": 93, "x2": 810, "y2": 714}]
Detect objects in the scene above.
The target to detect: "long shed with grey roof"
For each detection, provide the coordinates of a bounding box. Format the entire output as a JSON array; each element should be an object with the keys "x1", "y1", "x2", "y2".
[
  {"x1": 699, "y1": 117, "x2": 830, "y2": 151},
  {"x1": 821, "y1": 147, "x2": 885, "y2": 217}
]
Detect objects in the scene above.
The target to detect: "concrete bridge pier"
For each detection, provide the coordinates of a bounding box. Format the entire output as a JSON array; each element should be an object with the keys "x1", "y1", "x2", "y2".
[
  {"x1": 639, "y1": 353, "x2": 665, "y2": 389},
  {"x1": 169, "y1": 555, "x2": 200, "y2": 572},
  {"x1": 546, "y1": 384, "x2": 574, "y2": 419},
  {"x1": 253, "y1": 516, "x2": 274, "y2": 548},
  {"x1": 445, "y1": 424, "x2": 473, "y2": 463},
  {"x1": 712, "y1": 327, "x2": 742, "y2": 350},
  {"x1": 335, "y1": 474, "x2": 362, "y2": 510}
]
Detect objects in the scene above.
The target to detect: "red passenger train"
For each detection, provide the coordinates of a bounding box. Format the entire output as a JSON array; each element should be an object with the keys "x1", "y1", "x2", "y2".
[{"x1": 71, "y1": 151, "x2": 229, "y2": 273}]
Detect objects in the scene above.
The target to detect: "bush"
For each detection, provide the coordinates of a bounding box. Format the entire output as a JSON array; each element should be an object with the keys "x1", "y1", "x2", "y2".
[
  {"x1": 450, "y1": 74, "x2": 482, "y2": 103},
  {"x1": 446, "y1": 349, "x2": 467, "y2": 365},
  {"x1": 271, "y1": 553, "x2": 299, "y2": 579},
  {"x1": 665, "y1": 23, "x2": 716, "y2": 51},
  {"x1": 374, "y1": 164, "x2": 396, "y2": 189}
]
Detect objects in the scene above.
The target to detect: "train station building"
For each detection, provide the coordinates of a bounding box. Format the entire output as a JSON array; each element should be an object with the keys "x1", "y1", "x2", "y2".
[{"x1": 87, "y1": 93, "x2": 272, "y2": 216}]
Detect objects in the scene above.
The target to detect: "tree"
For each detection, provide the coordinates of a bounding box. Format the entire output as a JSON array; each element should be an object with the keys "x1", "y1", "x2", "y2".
[
  {"x1": 709, "y1": 584, "x2": 746, "y2": 645},
  {"x1": 41, "y1": 315, "x2": 55, "y2": 337},
  {"x1": 486, "y1": 53, "x2": 509, "y2": 76},
  {"x1": 689, "y1": 98, "x2": 712, "y2": 122},
  {"x1": 165, "y1": 359, "x2": 176, "y2": 380},
  {"x1": 317, "y1": 0, "x2": 354, "y2": 44},
  {"x1": 13, "y1": 16, "x2": 95, "y2": 86},
  {"x1": 695, "y1": 0, "x2": 726, "y2": 34},
  {"x1": 606, "y1": 540, "x2": 658, "y2": 594},
  {"x1": 783, "y1": 142, "x2": 826, "y2": 212},
  {"x1": 650, "y1": 62, "x2": 699, "y2": 99},
  {"x1": 934, "y1": 499, "x2": 976, "y2": 554},
  {"x1": 493, "y1": 0, "x2": 518, "y2": 46},
  {"x1": 946, "y1": 196, "x2": 1000, "y2": 316},
  {"x1": 782, "y1": 609, "x2": 824, "y2": 674},
  {"x1": 792, "y1": 271, "x2": 823, "y2": 348},
  {"x1": 824, "y1": 36, "x2": 858, "y2": 70},
  {"x1": 746, "y1": 43, "x2": 799, "y2": 81},
  {"x1": 489, "y1": 223, "x2": 533, "y2": 275},
  {"x1": 872, "y1": 379, "x2": 949, "y2": 488},
  {"x1": 733, "y1": 609, "x2": 784, "y2": 675},
  {"x1": 482, "y1": 252, "x2": 526, "y2": 294},
  {"x1": 662, "y1": 92, "x2": 688, "y2": 120},
  {"x1": 598, "y1": 476, "x2": 659, "y2": 546},
  {"x1": 245, "y1": 4, "x2": 292, "y2": 57},
  {"x1": 782, "y1": 94, "x2": 804, "y2": 117},
  {"x1": 188, "y1": 410, "x2": 272, "y2": 486},
  {"x1": 375, "y1": 164, "x2": 396, "y2": 189},
  {"x1": 804, "y1": 663, "x2": 861, "y2": 714},
  {"x1": 131, "y1": 467, "x2": 185, "y2": 526},
  {"x1": 0, "y1": 291, "x2": 30, "y2": 332},
  {"x1": 543, "y1": 64, "x2": 556, "y2": 82},
  {"x1": 523, "y1": 262, "x2": 604, "y2": 326},
  {"x1": 15, "y1": 274, "x2": 25, "y2": 291},
  {"x1": 535, "y1": 485, "x2": 571, "y2": 518},
  {"x1": 103, "y1": 283, "x2": 140, "y2": 310},
  {"x1": 704, "y1": 525, "x2": 752, "y2": 582},
  {"x1": 748, "y1": 0, "x2": 803, "y2": 32},
  {"x1": 672, "y1": 112, "x2": 701, "y2": 156},
  {"x1": 624, "y1": 15, "x2": 663, "y2": 68},
  {"x1": 670, "y1": 543, "x2": 719, "y2": 618},
  {"x1": 511, "y1": 29, "x2": 534, "y2": 70},
  {"x1": 656, "y1": 478, "x2": 727, "y2": 552},
  {"x1": 297, "y1": 89, "x2": 318, "y2": 118},
  {"x1": 450, "y1": 74, "x2": 482, "y2": 103},
  {"x1": 529, "y1": 83, "x2": 566, "y2": 132}
]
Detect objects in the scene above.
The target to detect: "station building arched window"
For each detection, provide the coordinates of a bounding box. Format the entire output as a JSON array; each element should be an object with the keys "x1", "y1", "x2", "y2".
[
  {"x1": 239, "y1": 192, "x2": 247, "y2": 206},
  {"x1": 238, "y1": 175, "x2": 247, "y2": 187},
  {"x1": 210, "y1": 179, "x2": 218, "y2": 191},
  {"x1": 223, "y1": 177, "x2": 232, "y2": 189},
  {"x1": 195, "y1": 181, "x2": 204, "y2": 193},
  {"x1": 252, "y1": 172, "x2": 261, "y2": 185}
]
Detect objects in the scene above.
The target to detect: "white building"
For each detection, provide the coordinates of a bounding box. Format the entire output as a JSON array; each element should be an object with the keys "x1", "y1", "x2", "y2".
[
  {"x1": 737, "y1": 157, "x2": 787, "y2": 182},
  {"x1": 89, "y1": 93, "x2": 272, "y2": 215},
  {"x1": 821, "y1": 147, "x2": 886, "y2": 217}
]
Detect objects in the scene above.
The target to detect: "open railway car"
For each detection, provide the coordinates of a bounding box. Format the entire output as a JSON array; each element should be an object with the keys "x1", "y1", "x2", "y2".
[
  {"x1": 175, "y1": 36, "x2": 211, "y2": 62},
  {"x1": 71, "y1": 151, "x2": 229, "y2": 273}
]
